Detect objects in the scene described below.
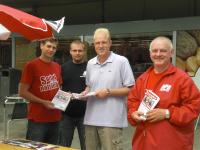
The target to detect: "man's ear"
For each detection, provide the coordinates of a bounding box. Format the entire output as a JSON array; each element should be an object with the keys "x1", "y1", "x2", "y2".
[
  {"x1": 40, "y1": 43, "x2": 43, "y2": 50},
  {"x1": 170, "y1": 49, "x2": 174, "y2": 57},
  {"x1": 110, "y1": 39, "x2": 112, "y2": 45},
  {"x1": 69, "y1": 49, "x2": 72, "y2": 55}
]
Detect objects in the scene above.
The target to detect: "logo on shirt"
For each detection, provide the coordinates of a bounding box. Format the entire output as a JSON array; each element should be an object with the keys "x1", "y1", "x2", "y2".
[
  {"x1": 40, "y1": 74, "x2": 59, "y2": 92},
  {"x1": 80, "y1": 71, "x2": 86, "y2": 78},
  {"x1": 160, "y1": 84, "x2": 171, "y2": 92}
]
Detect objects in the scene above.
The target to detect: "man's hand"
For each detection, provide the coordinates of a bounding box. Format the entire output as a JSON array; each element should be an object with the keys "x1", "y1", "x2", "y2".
[
  {"x1": 146, "y1": 108, "x2": 166, "y2": 123},
  {"x1": 81, "y1": 90, "x2": 88, "y2": 96},
  {"x1": 42, "y1": 100, "x2": 55, "y2": 109},
  {"x1": 82, "y1": 86, "x2": 91, "y2": 95},
  {"x1": 131, "y1": 111, "x2": 146, "y2": 123},
  {"x1": 95, "y1": 89, "x2": 109, "y2": 99}
]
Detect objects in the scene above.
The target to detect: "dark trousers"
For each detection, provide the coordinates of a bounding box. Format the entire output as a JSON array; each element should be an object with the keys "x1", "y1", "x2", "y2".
[
  {"x1": 58, "y1": 115, "x2": 86, "y2": 150},
  {"x1": 26, "y1": 120, "x2": 59, "y2": 145}
]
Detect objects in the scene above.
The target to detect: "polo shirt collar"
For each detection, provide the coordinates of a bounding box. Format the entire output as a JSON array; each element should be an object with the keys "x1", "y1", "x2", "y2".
[{"x1": 93, "y1": 51, "x2": 114, "y2": 65}]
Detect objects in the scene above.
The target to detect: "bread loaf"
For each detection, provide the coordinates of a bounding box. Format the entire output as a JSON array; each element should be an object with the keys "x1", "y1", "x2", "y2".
[{"x1": 186, "y1": 56, "x2": 198, "y2": 72}]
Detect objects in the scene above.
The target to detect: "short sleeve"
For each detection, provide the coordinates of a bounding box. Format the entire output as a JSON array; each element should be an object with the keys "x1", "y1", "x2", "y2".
[
  {"x1": 20, "y1": 62, "x2": 34, "y2": 85},
  {"x1": 121, "y1": 58, "x2": 135, "y2": 87}
]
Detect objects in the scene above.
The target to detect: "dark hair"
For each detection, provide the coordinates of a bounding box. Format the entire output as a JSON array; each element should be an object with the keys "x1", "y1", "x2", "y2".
[
  {"x1": 40, "y1": 38, "x2": 58, "y2": 45},
  {"x1": 35, "y1": 38, "x2": 58, "y2": 57},
  {"x1": 35, "y1": 45, "x2": 41, "y2": 57},
  {"x1": 70, "y1": 40, "x2": 85, "y2": 50}
]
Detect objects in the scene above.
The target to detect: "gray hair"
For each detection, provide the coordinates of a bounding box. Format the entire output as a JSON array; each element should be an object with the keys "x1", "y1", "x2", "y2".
[
  {"x1": 93, "y1": 28, "x2": 111, "y2": 41},
  {"x1": 149, "y1": 36, "x2": 173, "y2": 51}
]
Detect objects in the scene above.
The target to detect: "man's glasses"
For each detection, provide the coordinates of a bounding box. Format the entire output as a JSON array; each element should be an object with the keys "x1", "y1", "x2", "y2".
[{"x1": 71, "y1": 49, "x2": 84, "y2": 53}]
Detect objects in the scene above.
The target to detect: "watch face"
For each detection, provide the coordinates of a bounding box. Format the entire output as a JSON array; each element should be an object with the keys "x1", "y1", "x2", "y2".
[
  {"x1": 106, "y1": 88, "x2": 110, "y2": 95},
  {"x1": 165, "y1": 110, "x2": 170, "y2": 119}
]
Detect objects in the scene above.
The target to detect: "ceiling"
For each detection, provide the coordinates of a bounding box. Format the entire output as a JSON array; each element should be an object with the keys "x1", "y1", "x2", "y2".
[{"x1": 1, "y1": 0, "x2": 200, "y2": 25}]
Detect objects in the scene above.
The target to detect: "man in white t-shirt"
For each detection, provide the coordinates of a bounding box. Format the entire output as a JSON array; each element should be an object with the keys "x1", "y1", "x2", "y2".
[{"x1": 83, "y1": 28, "x2": 135, "y2": 150}]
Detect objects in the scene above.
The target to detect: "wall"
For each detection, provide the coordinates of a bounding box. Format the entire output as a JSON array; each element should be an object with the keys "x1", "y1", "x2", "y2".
[
  {"x1": 57, "y1": 16, "x2": 200, "y2": 37},
  {"x1": 12, "y1": 16, "x2": 200, "y2": 69}
]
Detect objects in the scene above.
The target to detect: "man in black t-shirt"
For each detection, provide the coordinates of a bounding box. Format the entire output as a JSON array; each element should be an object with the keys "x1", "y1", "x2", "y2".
[{"x1": 58, "y1": 40, "x2": 87, "y2": 150}]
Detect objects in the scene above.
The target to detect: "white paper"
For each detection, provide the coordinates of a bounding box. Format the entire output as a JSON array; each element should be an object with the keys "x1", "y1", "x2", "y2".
[
  {"x1": 37, "y1": 145, "x2": 57, "y2": 150},
  {"x1": 1, "y1": 139, "x2": 57, "y2": 149},
  {"x1": 138, "y1": 90, "x2": 160, "y2": 120},
  {"x1": 85, "y1": 92, "x2": 96, "y2": 97},
  {"x1": 71, "y1": 92, "x2": 96, "y2": 100},
  {"x1": 51, "y1": 89, "x2": 71, "y2": 111}
]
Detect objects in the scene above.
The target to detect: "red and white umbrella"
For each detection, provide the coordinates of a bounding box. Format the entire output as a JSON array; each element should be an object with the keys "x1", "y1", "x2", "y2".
[{"x1": 0, "y1": 4, "x2": 65, "y2": 41}]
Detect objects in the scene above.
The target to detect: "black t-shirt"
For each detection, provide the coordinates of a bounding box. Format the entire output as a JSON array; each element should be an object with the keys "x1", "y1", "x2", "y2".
[{"x1": 61, "y1": 60, "x2": 87, "y2": 118}]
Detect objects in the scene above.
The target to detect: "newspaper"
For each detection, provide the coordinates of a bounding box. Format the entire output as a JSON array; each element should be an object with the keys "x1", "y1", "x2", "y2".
[
  {"x1": 1, "y1": 139, "x2": 57, "y2": 149},
  {"x1": 52, "y1": 89, "x2": 71, "y2": 111},
  {"x1": 138, "y1": 89, "x2": 160, "y2": 120},
  {"x1": 52, "y1": 89, "x2": 96, "y2": 111}
]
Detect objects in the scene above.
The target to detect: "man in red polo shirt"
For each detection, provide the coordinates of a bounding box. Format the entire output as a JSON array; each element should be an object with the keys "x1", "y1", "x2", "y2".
[{"x1": 19, "y1": 38, "x2": 62, "y2": 144}]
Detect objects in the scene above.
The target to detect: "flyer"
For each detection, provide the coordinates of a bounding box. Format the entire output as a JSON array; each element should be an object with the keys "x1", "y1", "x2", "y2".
[
  {"x1": 71, "y1": 92, "x2": 96, "y2": 100},
  {"x1": 138, "y1": 89, "x2": 160, "y2": 120},
  {"x1": 1, "y1": 139, "x2": 57, "y2": 149},
  {"x1": 51, "y1": 89, "x2": 71, "y2": 111},
  {"x1": 52, "y1": 90, "x2": 96, "y2": 111}
]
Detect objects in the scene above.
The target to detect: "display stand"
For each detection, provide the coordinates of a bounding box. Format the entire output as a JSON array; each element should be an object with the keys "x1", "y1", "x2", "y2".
[{"x1": 3, "y1": 96, "x2": 28, "y2": 139}]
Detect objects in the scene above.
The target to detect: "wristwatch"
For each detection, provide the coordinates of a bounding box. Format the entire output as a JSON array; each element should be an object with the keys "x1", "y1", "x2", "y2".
[
  {"x1": 165, "y1": 109, "x2": 170, "y2": 119},
  {"x1": 106, "y1": 88, "x2": 111, "y2": 95}
]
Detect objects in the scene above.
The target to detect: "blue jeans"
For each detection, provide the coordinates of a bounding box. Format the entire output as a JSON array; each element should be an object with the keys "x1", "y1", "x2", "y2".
[
  {"x1": 58, "y1": 115, "x2": 86, "y2": 150},
  {"x1": 26, "y1": 120, "x2": 59, "y2": 145}
]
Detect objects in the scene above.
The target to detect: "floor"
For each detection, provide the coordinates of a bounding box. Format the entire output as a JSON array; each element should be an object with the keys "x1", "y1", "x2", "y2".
[{"x1": 0, "y1": 103, "x2": 199, "y2": 150}]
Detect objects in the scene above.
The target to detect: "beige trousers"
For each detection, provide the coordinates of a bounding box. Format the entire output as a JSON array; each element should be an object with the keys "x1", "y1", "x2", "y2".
[{"x1": 85, "y1": 125, "x2": 123, "y2": 150}]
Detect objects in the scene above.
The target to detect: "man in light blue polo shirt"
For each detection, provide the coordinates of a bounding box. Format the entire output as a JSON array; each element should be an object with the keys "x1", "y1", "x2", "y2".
[{"x1": 83, "y1": 28, "x2": 135, "y2": 150}]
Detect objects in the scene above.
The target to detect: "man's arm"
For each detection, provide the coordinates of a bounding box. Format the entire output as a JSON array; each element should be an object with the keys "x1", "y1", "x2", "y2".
[
  {"x1": 81, "y1": 86, "x2": 90, "y2": 95},
  {"x1": 167, "y1": 77, "x2": 200, "y2": 126},
  {"x1": 127, "y1": 80, "x2": 144, "y2": 126},
  {"x1": 19, "y1": 83, "x2": 54, "y2": 109},
  {"x1": 95, "y1": 87, "x2": 131, "y2": 98},
  {"x1": 147, "y1": 77, "x2": 200, "y2": 126}
]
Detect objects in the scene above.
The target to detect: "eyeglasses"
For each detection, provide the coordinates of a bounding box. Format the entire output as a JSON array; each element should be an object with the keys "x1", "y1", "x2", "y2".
[{"x1": 71, "y1": 49, "x2": 84, "y2": 53}]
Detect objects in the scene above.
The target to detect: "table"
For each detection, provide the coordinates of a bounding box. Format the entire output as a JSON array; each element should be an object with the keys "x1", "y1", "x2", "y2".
[{"x1": 0, "y1": 143, "x2": 78, "y2": 150}]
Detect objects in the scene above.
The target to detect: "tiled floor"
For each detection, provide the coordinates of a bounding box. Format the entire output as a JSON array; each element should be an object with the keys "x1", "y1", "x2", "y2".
[{"x1": 0, "y1": 103, "x2": 199, "y2": 150}]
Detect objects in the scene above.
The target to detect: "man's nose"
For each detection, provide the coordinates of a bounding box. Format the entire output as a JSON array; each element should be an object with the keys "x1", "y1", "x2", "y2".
[
  {"x1": 99, "y1": 42, "x2": 104, "y2": 47},
  {"x1": 155, "y1": 50, "x2": 161, "y2": 55},
  {"x1": 49, "y1": 47, "x2": 56, "y2": 51},
  {"x1": 76, "y1": 50, "x2": 81, "y2": 53}
]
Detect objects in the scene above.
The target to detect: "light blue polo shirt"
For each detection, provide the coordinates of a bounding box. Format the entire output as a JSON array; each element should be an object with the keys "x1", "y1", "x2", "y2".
[{"x1": 84, "y1": 51, "x2": 135, "y2": 128}]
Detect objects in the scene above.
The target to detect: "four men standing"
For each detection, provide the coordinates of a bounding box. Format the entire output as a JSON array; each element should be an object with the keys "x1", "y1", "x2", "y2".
[{"x1": 18, "y1": 30, "x2": 200, "y2": 150}]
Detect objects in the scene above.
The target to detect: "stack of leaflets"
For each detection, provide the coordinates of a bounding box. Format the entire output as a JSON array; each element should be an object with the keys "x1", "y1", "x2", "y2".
[
  {"x1": 1, "y1": 139, "x2": 57, "y2": 150},
  {"x1": 71, "y1": 92, "x2": 96, "y2": 100},
  {"x1": 52, "y1": 89, "x2": 96, "y2": 111},
  {"x1": 51, "y1": 89, "x2": 71, "y2": 111},
  {"x1": 138, "y1": 89, "x2": 160, "y2": 120}
]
